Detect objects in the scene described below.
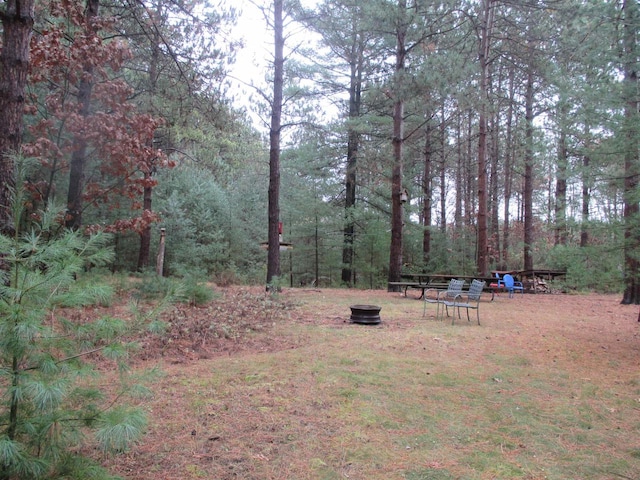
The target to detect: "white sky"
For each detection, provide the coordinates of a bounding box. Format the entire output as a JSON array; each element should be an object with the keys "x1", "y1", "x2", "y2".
[
  {"x1": 228, "y1": 0, "x2": 328, "y2": 130},
  {"x1": 230, "y1": 0, "x2": 272, "y2": 87}
]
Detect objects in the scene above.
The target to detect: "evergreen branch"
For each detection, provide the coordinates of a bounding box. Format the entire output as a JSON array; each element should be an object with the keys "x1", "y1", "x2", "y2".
[{"x1": 21, "y1": 346, "x2": 108, "y2": 372}]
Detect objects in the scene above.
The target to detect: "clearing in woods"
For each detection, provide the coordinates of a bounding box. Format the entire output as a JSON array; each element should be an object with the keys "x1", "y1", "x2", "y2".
[{"x1": 88, "y1": 286, "x2": 639, "y2": 480}]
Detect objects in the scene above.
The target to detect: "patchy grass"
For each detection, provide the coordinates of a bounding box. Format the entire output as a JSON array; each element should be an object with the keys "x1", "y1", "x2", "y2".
[{"x1": 96, "y1": 287, "x2": 640, "y2": 480}]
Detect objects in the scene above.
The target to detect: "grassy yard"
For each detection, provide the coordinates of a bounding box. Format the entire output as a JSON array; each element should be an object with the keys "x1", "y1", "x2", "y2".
[{"x1": 103, "y1": 287, "x2": 640, "y2": 480}]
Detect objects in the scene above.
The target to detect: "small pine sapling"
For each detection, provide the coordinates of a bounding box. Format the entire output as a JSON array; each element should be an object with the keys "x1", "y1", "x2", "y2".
[{"x1": 0, "y1": 158, "x2": 165, "y2": 480}]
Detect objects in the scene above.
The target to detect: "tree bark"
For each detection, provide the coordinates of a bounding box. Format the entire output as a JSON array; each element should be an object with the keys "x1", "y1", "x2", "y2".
[
  {"x1": 465, "y1": 111, "x2": 474, "y2": 224},
  {"x1": 454, "y1": 112, "x2": 463, "y2": 229},
  {"x1": 387, "y1": 0, "x2": 407, "y2": 292},
  {"x1": 341, "y1": 31, "x2": 363, "y2": 286},
  {"x1": 580, "y1": 150, "x2": 590, "y2": 248},
  {"x1": 502, "y1": 66, "x2": 516, "y2": 268},
  {"x1": 476, "y1": 0, "x2": 494, "y2": 276},
  {"x1": 489, "y1": 108, "x2": 500, "y2": 262},
  {"x1": 439, "y1": 105, "x2": 446, "y2": 233},
  {"x1": 422, "y1": 113, "x2": 433, "y2": 267},
  {"x1": 0, "y1": 0, "x2": 35, "y2": 234},
  {"x1": 621, "y1": 0, "x2": 640, "y2": 304},
  {"x1": 156, "y1": 228, "x2": 166, "y2": 276},
  {"x1": 267, "y1": 0, "x2": 284, "y2": 288},
  {"x1": 523, "y1": 60, "x2": 535, "y2": 272},
  {"x1": 137, "y1": 174, "x2": 153, "y2": 270},
  {"x1": 555, "y1": 101, "x2": 568, "y2": 246},
  {"x1": 489, "y1": 65, "x2": 501, "y2": 265}
]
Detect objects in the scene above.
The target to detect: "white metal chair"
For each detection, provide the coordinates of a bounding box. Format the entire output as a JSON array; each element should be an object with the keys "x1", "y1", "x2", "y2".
[{"x1": 441, "y1": 279, "x2": 486, "y2": 325}]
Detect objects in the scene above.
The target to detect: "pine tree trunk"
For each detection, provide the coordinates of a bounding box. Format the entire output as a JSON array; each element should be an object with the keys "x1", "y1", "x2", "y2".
[
  {"x1": 387, "y1": 0, "x2": 407, "y2": 292},
  {"x1": 422, "y1": 116, "x2": 433, "y2": 267},
  {"x1": 580, "y1": 151, "x2": 590, "y2": 247},
  {"x1": 489, "y1": 109, "x2": 500, "y2": 261},
  {"x1": 555, "y1": 102, "x2": 568, "y2": 246},
  {"x1": 502, "y1": 67, "x2": 516, "y2": 268},
  {"x1": 341, "y1": 35, "x2": 363, "y2": 286},
  {"x1": 0, "y1": 0, "x2": 35, "y2": 235},
  {"x1": 342, "y1": 133, "x2": 356, "y2": 285},
  {"x1": 621, "y1": 0, "x2": 640, "y2": 304},
  {"x1": 267, "y1": 0, "x2": 284, "y2": 288},
  {"x1": 454, "y1": 113, "x2": 463, "y2": 228},
  {"x1": 137, "y1": 177, "x2": 152, "y2": 270},
  {"x1": 476, "y1": 0, "x2": 494, "y2": 276},
  {"x1": 523, "y1": 61, "x2": 535, "y2": 272},
  {"x1": 465, "y1": 111, "x2": 474, "y2": 224},
  {"x1": 439, "y1": 107, "x2": 446, "y2": 233}
]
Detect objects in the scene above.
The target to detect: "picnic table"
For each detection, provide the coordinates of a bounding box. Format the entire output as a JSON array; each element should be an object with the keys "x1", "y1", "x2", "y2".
[
  {"x1": 388, "y1": 274, "x2": 430, "y2": 297},
  {"x1": 390, "y1": 273, "x2": 497, "y2": 300}
]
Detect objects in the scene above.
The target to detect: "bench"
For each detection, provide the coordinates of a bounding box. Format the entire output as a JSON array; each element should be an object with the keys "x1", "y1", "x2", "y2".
[{"x1": 388, "y1": 281, "x2": 430, "y2": 298}]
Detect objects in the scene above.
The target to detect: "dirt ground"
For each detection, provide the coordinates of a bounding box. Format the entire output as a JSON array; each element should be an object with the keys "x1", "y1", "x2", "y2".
[{"x1": 91, "y1": 286, "x2": 640, "y2": 479}]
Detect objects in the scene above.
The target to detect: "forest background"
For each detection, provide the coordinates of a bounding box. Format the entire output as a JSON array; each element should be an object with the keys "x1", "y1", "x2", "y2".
[{"x1": 1, "y1": 0, "x2": 640, "y2": 303}]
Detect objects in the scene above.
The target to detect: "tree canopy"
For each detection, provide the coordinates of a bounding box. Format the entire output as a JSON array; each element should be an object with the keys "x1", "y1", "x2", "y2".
[{"x1": 0, "y1": 0, "x2": 637, "y2": 301}]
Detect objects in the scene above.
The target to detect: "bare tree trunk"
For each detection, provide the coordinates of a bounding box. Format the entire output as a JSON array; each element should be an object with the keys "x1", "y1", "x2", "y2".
[
  {"x1": 0, "y1": 0, "x2": 35, "y2": 234},
  {"x1": 621, "y1": 0, "x2": 640, "y2": 304},
  {"x1": 502, "y1": 67, "x2": 515, "y2": 268},
  {"x1": 341, "y1": 32, "x2": 364, "y2": 286},
  {"x1": 555, "y1": 101, "x2": 568, "y2": 246},
  {"x1": 315, "y1": 213, "x2": 319, "y2": 285},
  {"x1": 476, "y1": 0, "x2": 495, "y2": 276},
  {"x1": 137, "y1": 173, "x2": 153, "y2": 270},
  {"x1": 387, "y1": 0, "x2": 407, "y2": 291},
  {"x1": 422, "y1": 114, "x2": 433, "y2": 267},
  {"x1": 489, "y1": 108, "x2": 500, "y2": 263},
  {"x1": 489, "y1": 64, "x2": 501, "y2": 265},
  {"x1": 465, "y1": 110, "x2": 474, "y2": 224},
  {"x1": 267, "y1": 0, "x2": 284, "y2": 288},
  {"x1": 439, "y1": 105, "x2": 446, "y2": 233},
  {"x1": 580, "y1": 149, "x2": 590, "y2": 248},
  {"x1": 156, "y1": 228, "x2": 166, "y2": 276},
  {"x1": 523, "y1": 61, "x2": 535, "y2": 272},
  {"x1": 454, "y1": 112, "x2": 463, "y2": 228}
]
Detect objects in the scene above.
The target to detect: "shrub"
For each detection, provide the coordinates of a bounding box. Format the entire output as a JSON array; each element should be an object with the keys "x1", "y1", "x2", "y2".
[{"x1": 0, "y1": 159, "x2": 160, "y2": 480}]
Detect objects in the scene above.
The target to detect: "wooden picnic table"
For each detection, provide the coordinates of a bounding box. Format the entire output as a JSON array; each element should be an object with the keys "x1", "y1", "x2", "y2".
[
  {"x1": 393, "y1": 274, "x2": 497, "y2": 299},
  {"x1": 390, "y1": 279, "x2": 431, "y2": 297},
  {"x1": 401, "y1": 273, "x2": 495, "y2": 283},
  {"x1": 400, "y1": 273, "x2": 430, "y2": 283}
]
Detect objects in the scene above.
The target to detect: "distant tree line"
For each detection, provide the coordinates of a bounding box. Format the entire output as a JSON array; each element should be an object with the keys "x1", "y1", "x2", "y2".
[{"x1": 0, "y1": 0, "x2": 638, "y2": 302}]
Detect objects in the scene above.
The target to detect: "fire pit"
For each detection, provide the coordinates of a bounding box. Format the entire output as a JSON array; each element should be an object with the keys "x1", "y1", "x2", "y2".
[{"x1": 349, "y1": 304, "x2": 382, "y2": 325}]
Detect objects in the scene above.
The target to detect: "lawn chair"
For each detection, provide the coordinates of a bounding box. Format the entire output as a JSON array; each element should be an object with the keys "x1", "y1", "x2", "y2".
[
  {"x1": 422, "y1": 278, "x2": 465, "y2": 320},
  {"x1": 441, "y1": 279, "x2": 486, "y2": 325},
  {"x1": 503, "y1": 274, "x2": 524, "y2": 298}
]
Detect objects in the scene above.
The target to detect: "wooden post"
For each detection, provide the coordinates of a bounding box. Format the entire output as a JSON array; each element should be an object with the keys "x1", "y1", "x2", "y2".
[{"x1": 156, "y1": 228, "x2": 166, "y2": 276}]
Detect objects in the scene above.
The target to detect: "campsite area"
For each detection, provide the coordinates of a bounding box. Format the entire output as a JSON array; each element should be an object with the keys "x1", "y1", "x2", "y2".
[{"x1": 88, "y1": 286, "x2": 640, "y2": 480}]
